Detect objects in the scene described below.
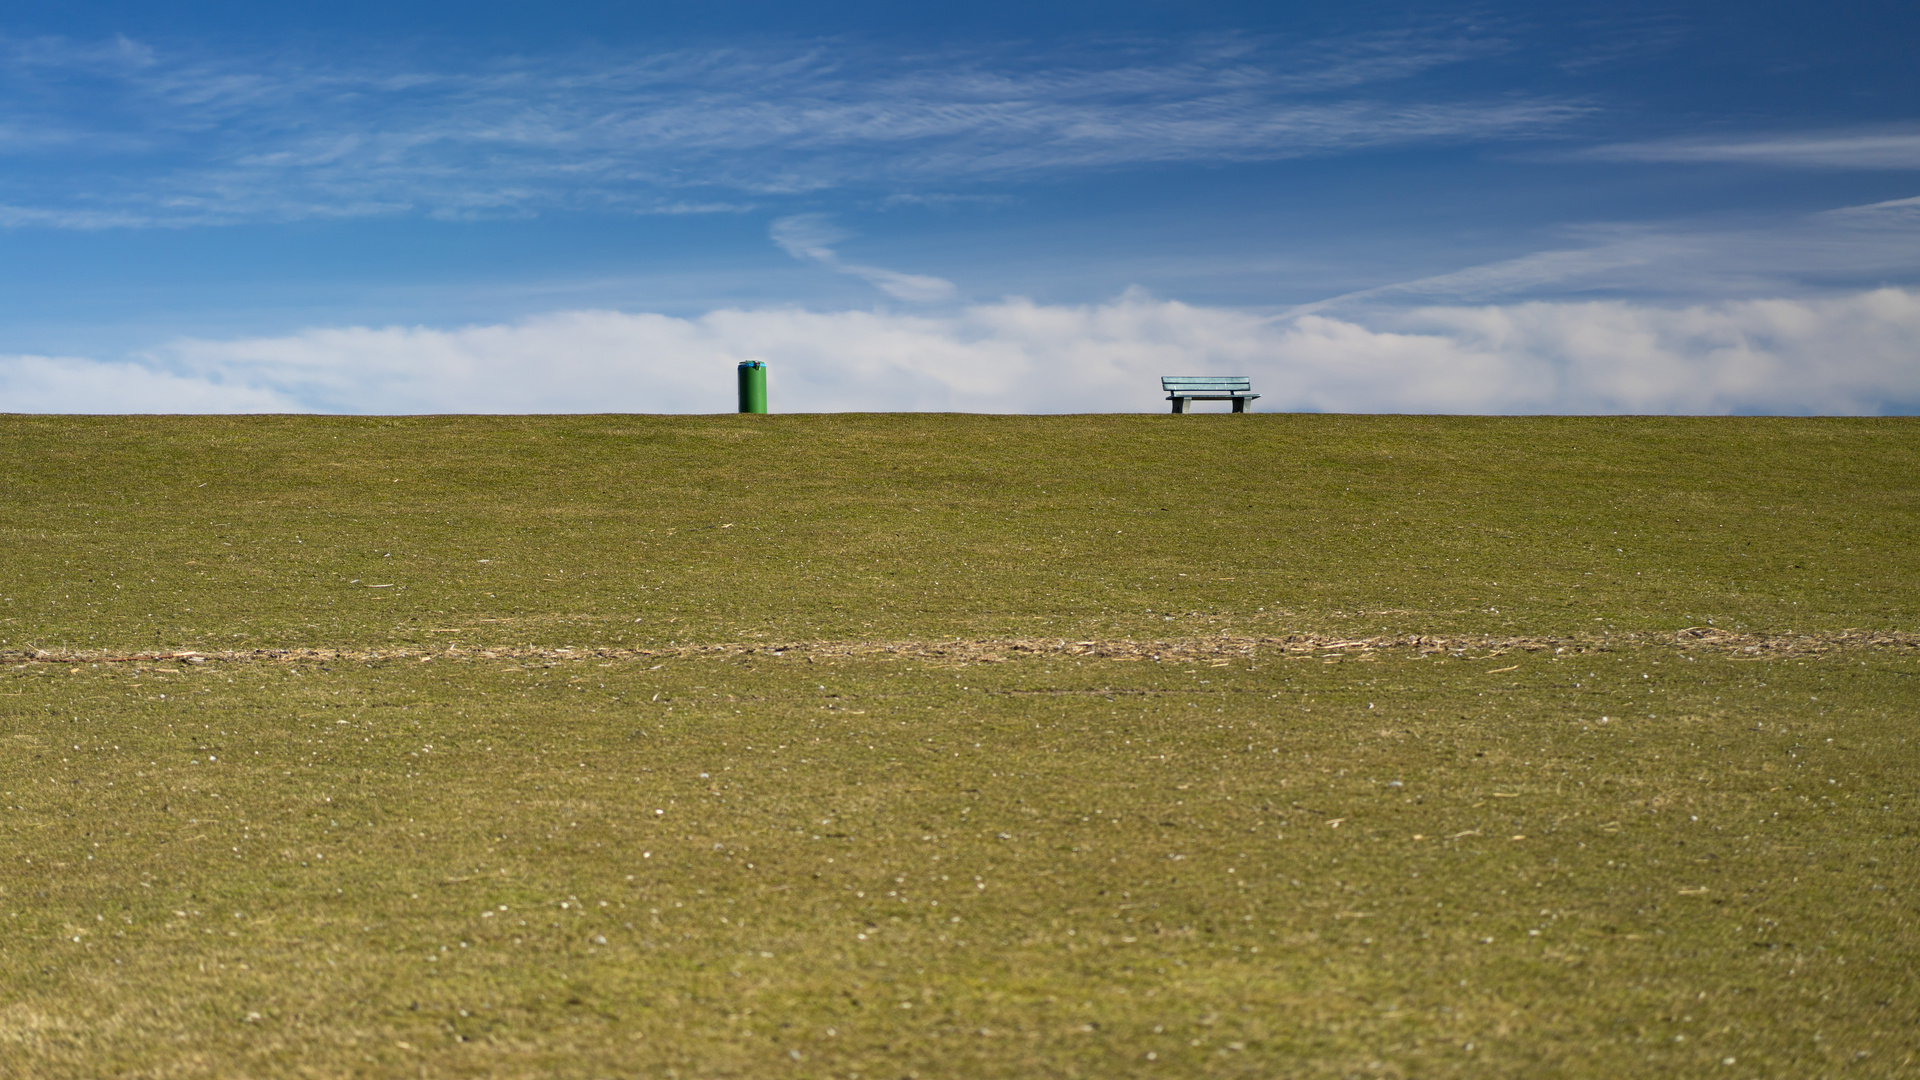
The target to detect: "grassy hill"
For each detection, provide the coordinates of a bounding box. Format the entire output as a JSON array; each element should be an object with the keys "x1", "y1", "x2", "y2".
[
  {"x1": 3, "y1": 414, "x2": 1915, "y2": 653},
  {"x1": 2, "y1": 414, "x2": 1916, "y2": 1078}
]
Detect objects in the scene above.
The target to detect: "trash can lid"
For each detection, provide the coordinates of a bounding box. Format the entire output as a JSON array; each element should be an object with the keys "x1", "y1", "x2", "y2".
[{"x1": 737, "y1": 360, "x2": 765, "y2": 368}]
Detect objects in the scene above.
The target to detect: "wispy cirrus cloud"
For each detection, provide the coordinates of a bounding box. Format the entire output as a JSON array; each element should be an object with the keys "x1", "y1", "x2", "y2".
[
  {"x1": 1551, "y1": 12, "x2": 1686, "y2": 74},
  {"x1": 1818, "y1": 193, "x2": 1920, "y2": 223},
  {"x1": 1578, "y1": 129, "x2": 1920, "y2": 169},
  {"x1": 770, "y1": 214, "x2": 956, "y2": 301},
  {"x1": 1290, "y1": 190, "x2": 1920, "y2": 313},
  {"x1": 0, "y1": 30, "x2": 1585, "y2": 228}
]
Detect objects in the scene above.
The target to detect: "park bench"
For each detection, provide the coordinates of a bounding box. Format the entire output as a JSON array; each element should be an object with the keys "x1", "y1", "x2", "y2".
[{"x1": 1162, "y1": 376, "x2": 1259, "y2": 413}]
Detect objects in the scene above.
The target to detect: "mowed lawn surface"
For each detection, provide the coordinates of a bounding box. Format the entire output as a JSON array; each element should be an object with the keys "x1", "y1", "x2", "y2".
[
  {"x1": 1, "y1": 413, "x2": 1916, "y2": 649},
  {"x1": 2, "y1": 414, "x2": 1917, "y2": 1078}
]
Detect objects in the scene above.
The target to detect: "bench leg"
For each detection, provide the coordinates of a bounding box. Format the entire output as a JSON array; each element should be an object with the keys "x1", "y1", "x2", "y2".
[
  {"x1": 1232, "y1": 397, "x2": 1246, "y2": 413},
  {"x1": 1170, "y1": 398, "x2": 1188, "y2": 414}
]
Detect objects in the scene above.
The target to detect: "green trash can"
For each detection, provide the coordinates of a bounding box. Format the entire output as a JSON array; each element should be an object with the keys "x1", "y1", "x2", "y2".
[{"x1": 737, "y1": 360, "x2": 768, "y2": 414}]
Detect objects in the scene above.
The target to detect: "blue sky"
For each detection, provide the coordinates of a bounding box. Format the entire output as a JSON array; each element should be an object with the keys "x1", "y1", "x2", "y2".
[{"x1": 1, "y1": 1, "x2": 1917, "y2": 413}]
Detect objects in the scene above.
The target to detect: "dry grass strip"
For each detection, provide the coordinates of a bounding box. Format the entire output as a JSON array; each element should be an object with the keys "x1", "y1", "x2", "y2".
[{"x1": 8, "y1": 627, "x2": 1918, "y2": 667}]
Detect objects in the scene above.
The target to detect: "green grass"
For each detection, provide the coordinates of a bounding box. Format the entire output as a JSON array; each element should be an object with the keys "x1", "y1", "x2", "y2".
[
  {"x1": 2, "y1": 414, "x2": 1917, "y2": 1078},
  {"x1": 3, "y1": 414, "x2": 1916, "y2": 651}
]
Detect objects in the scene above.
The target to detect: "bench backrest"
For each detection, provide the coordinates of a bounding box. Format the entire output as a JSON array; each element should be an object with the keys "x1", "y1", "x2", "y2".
[{"x1": 1162, "y1": 376, "x2": 1252, "y2": 394}]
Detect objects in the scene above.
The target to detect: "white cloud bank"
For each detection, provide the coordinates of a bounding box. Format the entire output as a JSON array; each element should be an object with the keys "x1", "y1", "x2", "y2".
[{"x1": 3, "y1": 288, "x2": 1916, "y2": 415}]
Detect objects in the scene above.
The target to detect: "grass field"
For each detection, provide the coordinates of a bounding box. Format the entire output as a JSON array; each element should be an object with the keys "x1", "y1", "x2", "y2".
[{"x1": 2, "y1": 414, "x2": 1917, "y2": 1078}]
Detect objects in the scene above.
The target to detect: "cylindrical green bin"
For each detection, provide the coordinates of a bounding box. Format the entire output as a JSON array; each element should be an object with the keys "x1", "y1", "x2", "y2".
[{"x1": 737, "y1": 360, "x2": 768, "y2": 414}]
